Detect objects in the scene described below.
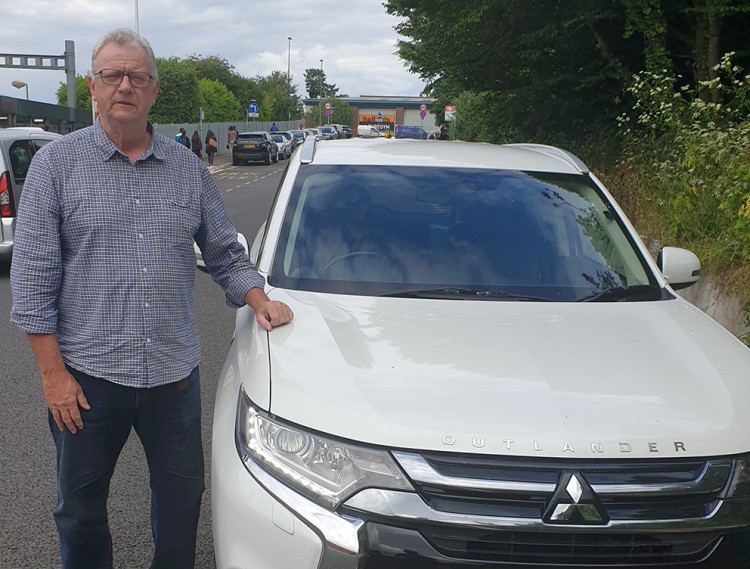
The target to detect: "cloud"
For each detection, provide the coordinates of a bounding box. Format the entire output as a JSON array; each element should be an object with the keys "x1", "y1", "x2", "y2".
[{"x1": 0, "y1": 0, "x2": 425, "y2": 105}]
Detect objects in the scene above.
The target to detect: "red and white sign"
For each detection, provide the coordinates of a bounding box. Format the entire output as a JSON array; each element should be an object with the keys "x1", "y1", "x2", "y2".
[{"x1": 444, "y1": 105, "x2": 455, "y2": 121}]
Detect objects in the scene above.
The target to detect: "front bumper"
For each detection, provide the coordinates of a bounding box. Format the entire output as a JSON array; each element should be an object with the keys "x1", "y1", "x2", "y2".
[{"x1": 213, "y1": 452, "x2": 750, "y2": 569}]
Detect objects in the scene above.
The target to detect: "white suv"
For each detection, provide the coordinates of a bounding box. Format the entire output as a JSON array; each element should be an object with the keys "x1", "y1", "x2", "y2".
[
  {"x1": 211, "y1": 137, "x2": 750, "y2": 568},
  {"x1": 0, "y1": 127, "x2": 62, "y2": 263}
]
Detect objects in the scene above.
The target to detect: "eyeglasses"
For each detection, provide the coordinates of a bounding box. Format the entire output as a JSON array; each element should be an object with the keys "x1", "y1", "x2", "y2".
[{"x1": 93, "y1": 69, "x2": 154, "y2": 88}]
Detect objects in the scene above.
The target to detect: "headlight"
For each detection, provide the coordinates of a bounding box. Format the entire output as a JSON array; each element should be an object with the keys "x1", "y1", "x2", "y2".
[{"x1": 235, "y1": 387, "x2": 413, "y2": 510}]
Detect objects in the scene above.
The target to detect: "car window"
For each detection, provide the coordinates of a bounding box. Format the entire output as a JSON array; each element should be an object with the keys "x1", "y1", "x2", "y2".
[
  {"x1": 238, "y1": 134, "x2": 265, "y2": 142},
  {"x1": 8, "y1": 140, "x2": 36, "y2": 183},
  {"x1": 269, "y1": 165, "x2": 655, "y2": 300}
]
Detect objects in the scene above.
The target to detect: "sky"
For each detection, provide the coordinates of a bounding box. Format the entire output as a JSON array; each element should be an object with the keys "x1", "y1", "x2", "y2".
[{"x1": 0, "y1": 0, "x2": 426, "y2": 106}]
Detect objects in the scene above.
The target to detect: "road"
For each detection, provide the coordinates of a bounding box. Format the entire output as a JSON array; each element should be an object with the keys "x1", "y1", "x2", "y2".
[{"x1": 0, "y1": 158, "x2": 287, "y2": 569}]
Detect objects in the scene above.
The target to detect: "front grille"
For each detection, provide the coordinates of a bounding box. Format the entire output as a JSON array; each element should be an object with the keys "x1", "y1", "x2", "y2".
[
  {"x1": 403, "y1": 452, "x2": 732, "y2": 522},
  {"x1": 367, "y1": 451, "x2": 738, "y2": 566}
]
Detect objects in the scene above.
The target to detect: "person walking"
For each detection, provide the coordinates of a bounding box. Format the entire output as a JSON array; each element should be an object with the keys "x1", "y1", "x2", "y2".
[
  {"x1": 205, "y1": 129, "x2": 218, "y2": 165},
  {"x1": 10, "y1": 27, "x2": 293, "y2": 569},
  {"x1": 177, "y1": 127, "x2": 190, "y2": 148},
  {"x1": 191, "y1": 129, "x2": 202, "y2": 159},
  {"x1": 227, "y1": 125, "x2": 237, "y2": 151}
]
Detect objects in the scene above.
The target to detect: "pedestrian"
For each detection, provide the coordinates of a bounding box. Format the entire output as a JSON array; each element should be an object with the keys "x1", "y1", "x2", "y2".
[
  {"x1": 439, "y1": 124, "x2": 448, "y2": 140},
  {"x1": 227, "y1": 125, "x2": 237, "y2": 150},
  {"x1": 191, "y1": 129, "x2": 202, "y2": 159},
  {"x1": 177, "y1": 127, "x2": 190, "y2": 148},
  {"x1": 270, "y1": 122, "x2": 279, "y2": 132},
  {"x1": 205, "y1": 129, "x2": 218, "y2": 165},
  {"x1": 9, "y1": 27, "x2": 293, "y2": 569}
]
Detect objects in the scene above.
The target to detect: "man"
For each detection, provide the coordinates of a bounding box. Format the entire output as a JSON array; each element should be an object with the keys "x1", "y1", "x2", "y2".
[
  {"x1": 10, "y1": 28, "x2": 293, "y2": 569},
  {"x1": 270, "y1": 122, "x2": 279, "y2": 132}
]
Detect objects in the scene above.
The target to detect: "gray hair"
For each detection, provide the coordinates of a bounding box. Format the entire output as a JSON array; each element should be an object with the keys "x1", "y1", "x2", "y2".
[{"x1": 91, "y1": 28, "x2": 158, "y2": 81}]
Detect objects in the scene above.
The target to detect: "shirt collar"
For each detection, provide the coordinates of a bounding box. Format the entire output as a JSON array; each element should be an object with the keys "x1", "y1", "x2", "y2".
[{"x1": 93, "y1": 119, "x2": 165, "y2": 163}]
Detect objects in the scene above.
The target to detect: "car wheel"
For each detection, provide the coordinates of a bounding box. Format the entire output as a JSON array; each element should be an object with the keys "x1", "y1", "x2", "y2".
[{"x1": 273, "y1": 151, "x2": 279, "y2": 164}]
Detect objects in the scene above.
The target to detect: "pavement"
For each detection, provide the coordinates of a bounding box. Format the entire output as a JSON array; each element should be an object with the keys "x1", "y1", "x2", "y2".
[{"x1": 203, "y1": 150, "x2": 233, "y2": 173}]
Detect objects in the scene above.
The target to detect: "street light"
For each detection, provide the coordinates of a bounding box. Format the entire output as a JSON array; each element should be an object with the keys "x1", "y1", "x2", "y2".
[
  {"x1": 319, "y1": 59, "x2": 324, "y2": 125},
  {"x1": 287, "y1": 37, "x2": 292, "y2": 82},
  {"x1": 12, "y1": 80, "x2": 29, "y2": 100}
]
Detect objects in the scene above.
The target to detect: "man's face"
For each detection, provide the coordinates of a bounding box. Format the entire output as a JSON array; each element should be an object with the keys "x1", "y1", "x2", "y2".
[{"x1": 88, "y1": 42, "x2": 159, "y2": 126}]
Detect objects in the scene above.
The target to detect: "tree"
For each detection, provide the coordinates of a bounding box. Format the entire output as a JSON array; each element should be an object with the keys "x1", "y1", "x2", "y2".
[
  {"x1": 150, "y1": 57, "x2": 200, "y2": 124},
  {"x1": 188, "y1": 54, "x2": 261, "y2": 112},
  {"x1": 198, "y1": 78, "x2": 242, "y2": 122},
  {"x1": 257, "y1": 70, "x2": 304, "y2": 121},
  {"x1": 383, "y1": 0, "x2": 750, "y2": 148},
  {"x1": 304, "y1": 68, "x2": 338, "y2": 99},
  {"x1": 56, "y1": 75, "x2": 93, "y2": 110}
]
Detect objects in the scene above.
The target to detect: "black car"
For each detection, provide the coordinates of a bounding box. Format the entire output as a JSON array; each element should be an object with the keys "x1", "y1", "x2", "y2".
[{"x1": 232, "y1": 132, "x2": 279, "y2": 165}]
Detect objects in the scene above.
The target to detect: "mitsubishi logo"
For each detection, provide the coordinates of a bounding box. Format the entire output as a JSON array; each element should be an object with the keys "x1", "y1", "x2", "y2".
[{"x1": 543, "y1": 472, "x2": 609, "y2": 525}]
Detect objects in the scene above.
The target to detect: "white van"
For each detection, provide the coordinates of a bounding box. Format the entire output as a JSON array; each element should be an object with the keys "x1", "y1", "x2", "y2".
[{"x1": 357, "y1": 124, "x2": 381, "y2": 138}]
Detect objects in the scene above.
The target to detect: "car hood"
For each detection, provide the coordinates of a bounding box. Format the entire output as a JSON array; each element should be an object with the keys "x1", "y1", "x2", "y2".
[{"x1": 261, "y1": 289, "x2": 750, "y2": 459}]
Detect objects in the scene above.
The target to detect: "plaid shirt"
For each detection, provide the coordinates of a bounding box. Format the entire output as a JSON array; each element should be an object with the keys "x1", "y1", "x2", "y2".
[{"x1": 10, "y1": 120, "x2": 264, "y2": 388}]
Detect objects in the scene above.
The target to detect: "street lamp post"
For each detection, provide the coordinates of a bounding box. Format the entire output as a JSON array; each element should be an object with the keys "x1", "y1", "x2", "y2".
[
  {"x1": 12, "y1": 80, "x2": 29, "y2": 100},
  {"x1": 319, "y1": 59, "x2": 324, "y2": 125},
  {"x1": 287, "y1": 37, "x2": 292, "y2": 82}
]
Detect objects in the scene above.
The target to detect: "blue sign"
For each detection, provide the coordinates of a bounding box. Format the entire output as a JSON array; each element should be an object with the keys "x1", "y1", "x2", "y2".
[{"x1": 248, "y1": 102, "x2": 259, "y2": 113}]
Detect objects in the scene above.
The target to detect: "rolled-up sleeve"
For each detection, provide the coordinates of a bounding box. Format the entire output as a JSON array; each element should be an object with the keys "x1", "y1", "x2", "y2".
[{"x1": 10, "y1": 150, "x2": 63, "y2": 334}]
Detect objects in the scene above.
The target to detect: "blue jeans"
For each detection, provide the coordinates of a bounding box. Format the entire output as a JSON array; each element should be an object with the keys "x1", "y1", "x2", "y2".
[{"x1": 51, "y1": 366, "x2": 205, "y2": 569}]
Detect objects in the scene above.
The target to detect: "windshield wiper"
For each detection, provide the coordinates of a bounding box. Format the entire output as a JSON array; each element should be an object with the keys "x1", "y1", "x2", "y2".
[
  {"x1": 577, "y1": 284, "x2": 666, "y2": 302},
  {"x1": 383, "y1": 288, "x2": 550, "y2": 301}
]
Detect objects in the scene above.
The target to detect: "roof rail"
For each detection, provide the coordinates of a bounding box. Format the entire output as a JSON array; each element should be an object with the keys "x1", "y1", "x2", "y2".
[
  {"x1": 300, "y1": 135, "x2": 317, "y2": 164},
  {"x1": 502, "y1": 143, "x2": 589, "y2": 174}
]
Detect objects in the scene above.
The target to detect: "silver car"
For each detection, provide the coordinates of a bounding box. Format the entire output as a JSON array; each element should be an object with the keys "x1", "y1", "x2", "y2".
[
  {"x1": 0, "y1": 127, "x2": 62, "y2": 262},
  {"x1": 270, "y1": 133, "x2": 293, "y2": 159}
]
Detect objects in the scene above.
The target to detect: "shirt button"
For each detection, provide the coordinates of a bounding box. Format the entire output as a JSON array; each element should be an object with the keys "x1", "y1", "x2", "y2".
[
  {"x1": 144, "y1": 302, "x2": 150, "y2": 308},
  {"x1": 146, "y1": 338, "x2": 152, "y2": 343},
  {"x1": 138, "y1": 233, "x2": 144, "y2": 239},
  {"x1": 142, "y1": 267, "x2": 148, "y2": 273},
  {"x1": 135, "y1": 199, "x2": 141, "y2": 205}
]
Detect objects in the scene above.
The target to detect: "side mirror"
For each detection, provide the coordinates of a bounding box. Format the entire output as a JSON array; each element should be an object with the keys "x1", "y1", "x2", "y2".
[{"x1": 657, "y1": 246, "x2": 701, "y2": 290}]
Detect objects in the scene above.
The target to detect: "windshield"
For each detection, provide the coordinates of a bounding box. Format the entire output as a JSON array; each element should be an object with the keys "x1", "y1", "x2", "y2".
[{"x1": 268, "y1": 165, "x2": 659, "y2": 301}]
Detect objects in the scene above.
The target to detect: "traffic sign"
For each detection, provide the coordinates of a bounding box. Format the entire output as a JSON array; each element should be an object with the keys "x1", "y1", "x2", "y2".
[
  {"x1": 444, "y1": 105, "x2": 456, "y2": 121},
  {"x1": 325, "y1": 102, "x2": 332, "y2": 110},
  {"x1": 325, "y1": 109, "x2": 333, "y2": 117},
  {"x1": 420, "y1": 104, "x2": 427, "y2": 111},
  {"x1": 248, "y1": 102, "x2": 259, "y2": 113},
  {"x1": 420, "y1": 110, "x2": 427, "y2": 119}
]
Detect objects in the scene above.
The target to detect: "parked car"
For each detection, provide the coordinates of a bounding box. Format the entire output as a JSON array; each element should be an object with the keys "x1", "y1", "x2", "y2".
[
  {"x1": 395, "y1": 124, "x2": 428, "y2": 139},
  {"x1": 270, "y1": 133, "x2": 292, "y2": 159},
  {"x1": 0, "y1": 127, "x2": 62, "y2": 263},
  {"x1": 330, "y1": 124, "x2": 352, "y2": 139},
  {"x1": 304, "y1": 128, "x2": 322, "y2": 141},
  {"x1": 232, "y1": 131, "x2": 278, "y2": 165},
  {"x1": 316, "y1": 125, "x2": 338, "y2": 140},
  {"x1": 357, "y1": 124, "x2": 382, "y2": 138},
  {"x1": 286, "y1": 129, "x2": 306, "y2": 148},
  {"x1": 212, "y1": 136, "x2": 750, "y2": 569},
  {"x1": 280, "y1": 130, "x2": 301, "y2": 150}
]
